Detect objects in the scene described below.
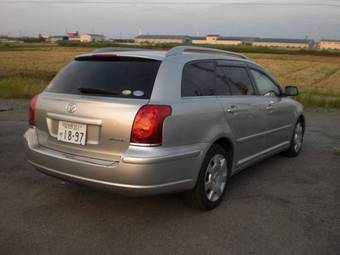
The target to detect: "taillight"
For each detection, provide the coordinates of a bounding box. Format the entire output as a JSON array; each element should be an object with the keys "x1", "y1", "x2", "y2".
[
  {"x1": 130, "y1": 105, "x2": 172, "y2": 145},
  {"x1": 28, "y1": 95, "x2": 37, "y2": 126}
]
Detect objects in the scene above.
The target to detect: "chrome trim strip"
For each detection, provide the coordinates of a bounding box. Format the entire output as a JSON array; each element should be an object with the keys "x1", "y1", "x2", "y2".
[
  {"x1": 237, "y1": 124, "x2": 292, "y2": 143},
  {"x1": 122, "y1": 150, "x2": 201, "y2": 164},
  {"x1": 129, "y1": 142, "x2": 161, "y2": 147},
  {"x1": 29, "y1": 160, "x2": 192, "y2": 190},
  {"x1": 237, "y1": 141, "x2": 290, "y2": 165},
  {"x1": 47, "y1": 112, "x2": 102, "y2": 125}
]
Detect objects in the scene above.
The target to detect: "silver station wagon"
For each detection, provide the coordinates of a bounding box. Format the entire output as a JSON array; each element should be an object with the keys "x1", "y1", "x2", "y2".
[{"x1": 24, "y1": 46, "x2": 305, "y2": 209}]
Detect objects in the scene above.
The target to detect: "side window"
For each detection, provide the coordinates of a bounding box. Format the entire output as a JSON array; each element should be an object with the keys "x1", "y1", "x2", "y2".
[
  {"x1": 181, "y1": 61, "x2": 215, "y2": 97},
  {"x1": 215, "y1": 66, "x2": 254, "y2": 95},
  {"x1": 215, "y1": 66, "x2": 231, "y2": 95},
  {"x1": 251, "y1": 69, "x2": 281, "y2": 96}
]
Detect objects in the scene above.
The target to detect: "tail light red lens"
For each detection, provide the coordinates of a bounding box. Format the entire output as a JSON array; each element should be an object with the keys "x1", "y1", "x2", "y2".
[
  {"x1": 28, "y1": 95, "x2": 37, "y2": 126},
  {"x1": 130, "y1": 105, "x2": 172, "y2": 145}
]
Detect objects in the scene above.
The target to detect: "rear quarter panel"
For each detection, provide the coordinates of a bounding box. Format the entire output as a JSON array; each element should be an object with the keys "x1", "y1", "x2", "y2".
[{"x1": 162, "y1": 97, "x2": 233, "y2": 147}]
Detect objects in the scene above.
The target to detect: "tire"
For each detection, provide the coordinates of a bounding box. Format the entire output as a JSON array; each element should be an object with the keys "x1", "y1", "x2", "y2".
[
  {"x1": 186, "y1": 144, "x2": 229, "y2": 210},
  {"x1": 283, "y1": 119, "x2": 304, "y2": 157}
]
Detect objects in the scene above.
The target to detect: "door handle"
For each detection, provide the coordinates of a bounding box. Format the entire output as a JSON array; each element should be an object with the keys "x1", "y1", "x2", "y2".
[
  {"x1": 265, "y1": 101, "x2": 275, "y2": 111},
  {"x1": 265, "y1": 105, "x2": 273, "y2": 110},
  {"x1": 226, "y1": 105, "x2": 238, "y2": 114}
]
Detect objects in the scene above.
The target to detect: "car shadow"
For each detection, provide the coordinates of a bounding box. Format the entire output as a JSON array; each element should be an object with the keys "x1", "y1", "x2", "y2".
[{"x1": 45, "y1": 153, "x2": 294, "y2": 216}]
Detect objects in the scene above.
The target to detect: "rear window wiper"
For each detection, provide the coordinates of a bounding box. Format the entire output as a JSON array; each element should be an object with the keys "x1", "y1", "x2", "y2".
[{"x1": 77, "y1": 87, "x2": 121, "y2": 96}]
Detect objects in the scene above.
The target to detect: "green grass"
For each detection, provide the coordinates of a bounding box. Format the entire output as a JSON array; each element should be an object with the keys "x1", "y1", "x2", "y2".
[
  {"x1": 0, "y1": 78, "x2": 47, "y2": 98},
  {"x1": 2, "y1": 78, "x2": 340, "y2": 109},
  {"x1": 0, "y1": 68, "x2": 55, "y2": 98},
  {"x1": 0, "y1": 43, "x2": 53, "y2": 51},
  {"x1": 295, "y1": 90, "x2": 340, "y2": 108},
  {"x1": 0, "y1": 69, "x2": 56, "y2": 80},
  {"x1": 56, "y1": 41, "x2": 340, "y2": 57},
  {"x1": 2, "y1": 41, "x2": 340, "y2": 57},
  {"x1": 1, "y1": 43, "x2": 340, "y2": 108}
]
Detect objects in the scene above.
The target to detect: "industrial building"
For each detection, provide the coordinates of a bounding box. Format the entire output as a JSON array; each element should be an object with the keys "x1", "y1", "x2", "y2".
[
  {"x1": 191, "y1": 35, "x2": 257, "y2": 46},
  {"x1": 134, "y1": 34, "x2": 192, "y2": 44},
  {"x1": 251, "y1": 38, "x2": 313, "y2": 48},
  {"x1": 134, "y1": 34, "x2": 314, "y2": 49},
  {"x1": 319, "y1": 40, "x2": 340, "y2": 50}
]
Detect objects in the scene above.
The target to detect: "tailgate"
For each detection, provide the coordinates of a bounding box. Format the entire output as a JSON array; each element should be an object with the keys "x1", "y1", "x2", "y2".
[{"x1": 35, "y1": 93, "x2": 147, "y2": 161}]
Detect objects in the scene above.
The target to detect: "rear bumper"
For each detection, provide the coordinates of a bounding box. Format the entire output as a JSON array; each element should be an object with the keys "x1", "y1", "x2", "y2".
[{"x1": 24, "y1": 128, "x2": 204, "y2": 196}]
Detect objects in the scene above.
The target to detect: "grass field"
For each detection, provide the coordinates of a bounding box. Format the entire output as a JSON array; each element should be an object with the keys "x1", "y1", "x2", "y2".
[{"x1": 0, "y1": 43, "x2": 340, "y2": 108}]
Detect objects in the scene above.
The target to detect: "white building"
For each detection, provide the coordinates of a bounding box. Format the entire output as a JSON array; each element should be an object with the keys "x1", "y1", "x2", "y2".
[
  {"x1": 319, "y1": 40, "x2": 340, "y2": 50},
  {"x1": 80, "y1": 34, "x2": 105, "y2": 42}
]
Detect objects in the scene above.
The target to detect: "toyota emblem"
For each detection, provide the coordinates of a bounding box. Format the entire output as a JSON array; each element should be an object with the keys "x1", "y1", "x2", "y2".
[{"x1": 66, "y1": 103, "x2": 77, "y2": 113}]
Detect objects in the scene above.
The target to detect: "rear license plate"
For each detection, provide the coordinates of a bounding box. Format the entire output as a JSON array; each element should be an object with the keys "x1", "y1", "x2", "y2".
[{"x1": 57, "y1": 121, "x2": 87, "y2": 145}]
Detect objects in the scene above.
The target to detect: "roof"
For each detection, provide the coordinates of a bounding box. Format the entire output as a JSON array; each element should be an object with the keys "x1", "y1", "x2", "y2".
[
  {"x1": 218, "y1": 36, "x2": 259, "y2": 41},
  {"x1": 254, "y1": 38, "x2": 313, "y2": 43},
  {"x1": 191, "y1": 36, "x2": 206, "y2": 40},
  {"x1": 135, "y1": 34, "x2": 191, "y2": 40},
  {"x1": 320, "y1": 39, "x2": 340, "y2": 42},
  {"x1": 83, "y1": 34, "x2": 105, "y2": 37}
]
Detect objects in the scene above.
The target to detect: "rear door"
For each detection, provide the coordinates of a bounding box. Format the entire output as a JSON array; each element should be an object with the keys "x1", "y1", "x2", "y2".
[
  {"x1": 35, "y1": 56, "x2": 161, "y2": 161},
  {"x1": 215, "y1": 60, "x2": 267, "y2": 165}
]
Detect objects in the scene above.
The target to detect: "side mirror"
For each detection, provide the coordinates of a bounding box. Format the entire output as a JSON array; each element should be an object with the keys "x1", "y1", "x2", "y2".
[{"x1": 284, "y1": 86, "x2": 299, "y2": 96}]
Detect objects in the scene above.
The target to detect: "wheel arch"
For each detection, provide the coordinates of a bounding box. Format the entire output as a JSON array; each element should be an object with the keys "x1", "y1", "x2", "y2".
[
  {"x1": 211, "y1": 137, "x2": 234, "y2": 175},
  {"x1": 298, "y1": 114, "x2": 306, "y2": 132}
]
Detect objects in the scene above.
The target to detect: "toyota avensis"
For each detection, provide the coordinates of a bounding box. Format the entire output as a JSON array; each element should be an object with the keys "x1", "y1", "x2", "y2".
[{"x1": 24, "y1": 46, "x2": 305, "y2": 209}]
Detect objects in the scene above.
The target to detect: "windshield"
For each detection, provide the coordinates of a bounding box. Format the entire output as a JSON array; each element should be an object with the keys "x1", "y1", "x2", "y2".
[{"x1": 46, "y1": 57, "x2": 161, "y2": 99}]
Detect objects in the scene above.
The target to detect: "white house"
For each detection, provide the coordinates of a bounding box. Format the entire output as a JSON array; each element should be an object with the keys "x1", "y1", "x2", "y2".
[{"x1": 80, "y1": 34, "x2": 105, "y2": 42}]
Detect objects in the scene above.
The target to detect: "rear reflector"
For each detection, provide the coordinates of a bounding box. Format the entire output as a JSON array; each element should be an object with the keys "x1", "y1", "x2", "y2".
[
  {"x1": 29, "y1": 95, "x2": 37, "y2": 126},
  {"x1": 130, "y1": 105, "x2": 172, "y2": 145}
]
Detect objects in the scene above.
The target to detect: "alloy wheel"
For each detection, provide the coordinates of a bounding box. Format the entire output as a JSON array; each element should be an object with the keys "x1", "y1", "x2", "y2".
[{"x1": 204, "y1": 154, "x2": 228, "y2": 202}]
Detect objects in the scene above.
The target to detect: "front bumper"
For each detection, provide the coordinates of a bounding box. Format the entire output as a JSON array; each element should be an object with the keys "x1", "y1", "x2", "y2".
[{"x1": 24, "y1": 128, "x2": 204, "y2": 196}]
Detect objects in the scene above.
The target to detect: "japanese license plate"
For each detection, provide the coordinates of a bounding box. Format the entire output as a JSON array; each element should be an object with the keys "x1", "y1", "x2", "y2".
[{"x1": 57, "y1": 121, "x2": 87, "y2": 145}]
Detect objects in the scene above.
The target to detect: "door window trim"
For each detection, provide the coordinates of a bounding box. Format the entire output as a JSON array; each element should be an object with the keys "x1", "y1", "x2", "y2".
[
  {"x1": 214, "y1": 60, "x2": 257, "y2": 97},
  {"x1": 181, "y1": 59, "x2": 216, "y2": 98},
  {"x1": 180, "y1": 59, "x2": 281, "y2": 99},
  {"x1": 248, "y1": 67, "x2": 283, "y2": 97}
]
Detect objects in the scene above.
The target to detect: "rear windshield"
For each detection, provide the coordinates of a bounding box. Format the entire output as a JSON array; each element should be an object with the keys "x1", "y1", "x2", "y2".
[{"x1": 46, "y1": 57, "x2": 161, "y2": 99}]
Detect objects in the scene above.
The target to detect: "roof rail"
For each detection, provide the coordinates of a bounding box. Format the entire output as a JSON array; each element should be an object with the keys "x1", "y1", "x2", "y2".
[
  {"x1": 92, "y1": 47, "x2": 150, "y2": 53},
  {"x1": 166, "y1": 46, "x2": 248, "y2": 59}
]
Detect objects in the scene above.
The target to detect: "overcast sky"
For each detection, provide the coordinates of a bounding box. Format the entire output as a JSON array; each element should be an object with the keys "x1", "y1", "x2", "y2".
[{"x1": 0, "y1": 0, "x2": 339, "y2": 40}]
